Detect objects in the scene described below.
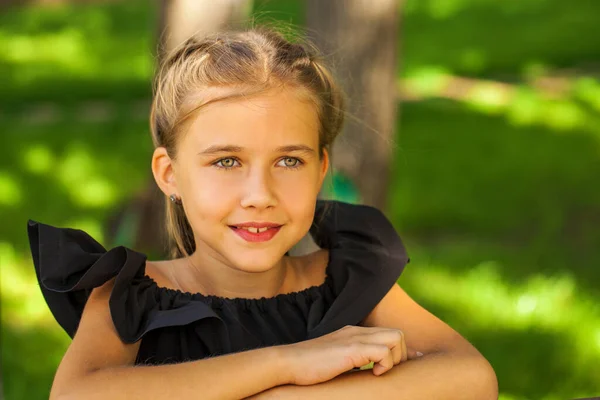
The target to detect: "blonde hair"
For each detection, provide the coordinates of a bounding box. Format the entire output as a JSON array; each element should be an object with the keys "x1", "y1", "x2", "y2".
[{"x1": 150, "y1": 26, "x2": 346, "y2": 259}]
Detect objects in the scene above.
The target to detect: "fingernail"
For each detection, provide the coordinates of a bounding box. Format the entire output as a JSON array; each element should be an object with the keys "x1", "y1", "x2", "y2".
[{"x1": 416, "y1": 351, "x2": 423, "y2": 357}]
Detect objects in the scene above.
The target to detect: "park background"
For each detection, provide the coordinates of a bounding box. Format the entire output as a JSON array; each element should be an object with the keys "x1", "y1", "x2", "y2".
[{"x1": 1, "y1": 0, "x2": 600, "y2": 399}]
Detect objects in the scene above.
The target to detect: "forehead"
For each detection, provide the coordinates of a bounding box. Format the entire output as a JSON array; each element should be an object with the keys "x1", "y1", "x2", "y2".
[{"x1": 183, "y1": 88, "x2": 320, "y2": 149}]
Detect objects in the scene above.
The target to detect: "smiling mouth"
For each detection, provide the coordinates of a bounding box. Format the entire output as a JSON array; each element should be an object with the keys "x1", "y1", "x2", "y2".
[{"x1": 228, "y1": 225, "x2": 282, "y2": 242}]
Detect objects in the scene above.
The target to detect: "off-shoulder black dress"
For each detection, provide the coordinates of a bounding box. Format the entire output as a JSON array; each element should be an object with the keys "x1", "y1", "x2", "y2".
[{"x1": 27, "y1": 200, "x2": 409, "y2": 365}]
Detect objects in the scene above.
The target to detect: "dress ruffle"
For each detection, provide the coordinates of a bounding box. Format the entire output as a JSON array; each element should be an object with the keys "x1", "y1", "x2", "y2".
[
  {"x1": 27, "y1": 200, "x2": 409, "y2": 360},
  {"x1": 27, "y1": 221, "x2": 223, "y2": 344},
  {"x1": 307, "y1": 201, "x2": 410, "y2": 338}
]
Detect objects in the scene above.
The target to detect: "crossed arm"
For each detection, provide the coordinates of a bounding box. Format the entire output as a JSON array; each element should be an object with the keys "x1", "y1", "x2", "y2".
[
  {"x1": 247, "y1": 284, "x2": 498, "y2": 399},
  {"x1": 53, "y1": 279, "x2": 497, "y2": 399}
]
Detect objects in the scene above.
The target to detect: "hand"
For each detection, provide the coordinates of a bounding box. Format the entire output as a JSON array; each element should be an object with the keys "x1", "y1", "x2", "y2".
[{"x1": 280, "y1": 325, "x2": 423, "y2": 386}]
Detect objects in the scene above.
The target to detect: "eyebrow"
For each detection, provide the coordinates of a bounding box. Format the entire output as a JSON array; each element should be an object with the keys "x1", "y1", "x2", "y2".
[{"x1": 198, "y1": 144, "x2": 316, "y2": 156}]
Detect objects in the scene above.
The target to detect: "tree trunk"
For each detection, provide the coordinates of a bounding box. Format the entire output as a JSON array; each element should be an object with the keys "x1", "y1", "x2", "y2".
[
  {"x1": 306, "y1": 0, "x2": 400, "y2": 211},
  {"x1": 157, "y1": 0, "x2": 253, "y2": 61}
]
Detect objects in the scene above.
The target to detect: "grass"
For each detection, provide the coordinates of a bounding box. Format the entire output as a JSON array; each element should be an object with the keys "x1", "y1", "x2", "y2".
[{"x1": 1, "y1": 0, "x2": 600, "y2": 399}]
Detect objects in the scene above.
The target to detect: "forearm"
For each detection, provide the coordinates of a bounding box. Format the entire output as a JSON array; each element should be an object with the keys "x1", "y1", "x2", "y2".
[
  {"x1": 250, "y1": 351, "x2": 498, "y2": 400},
  {"x1": 57, "y1": 346, "x2": 288, "y2": 400}
]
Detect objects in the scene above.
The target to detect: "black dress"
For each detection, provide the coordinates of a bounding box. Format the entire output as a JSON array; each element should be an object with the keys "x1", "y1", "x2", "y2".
[{"x1": 27, "y1": 200, "x2": 409, "y2": 365}]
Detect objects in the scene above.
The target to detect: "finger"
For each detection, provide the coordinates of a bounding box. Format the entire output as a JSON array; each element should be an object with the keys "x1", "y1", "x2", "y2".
[
  {"x1": 407, "y1": 348, "x2": 424, "y2": 360},
  {"x1": 388, "y1": 333, "x2": 404, "y2": 365},
  {"x1": 353, "y1": 329, "x2": 404, "y2": 365},
  {"x1": 356, "y1": 329, "x2": 404, "y2": 350},
  {"x1": 400, "y1": 334, "x2": 408, "y2": 363},
  {"x1": 371, "y1": 347, "x2": 394, "y2": 376},
  {"x1": 358, "y1": 343, "x2": 391, "y2": 371},
  {"x1": 388, "y1": 334, "x2": 407, "y2": 365},
  {"x1": 391, "y1": 342, "x2": 402, "y2": 365}
]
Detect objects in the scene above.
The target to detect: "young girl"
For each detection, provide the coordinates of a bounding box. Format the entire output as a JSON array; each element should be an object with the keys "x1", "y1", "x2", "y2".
[{"x1": 27, "y1": 27, "x2": 497, "y2": 399}]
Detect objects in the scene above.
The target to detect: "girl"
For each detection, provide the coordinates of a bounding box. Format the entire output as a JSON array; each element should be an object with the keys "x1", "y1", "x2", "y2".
[{"x1": 27, "y1": 27, "x2": 497, "y2": 399}]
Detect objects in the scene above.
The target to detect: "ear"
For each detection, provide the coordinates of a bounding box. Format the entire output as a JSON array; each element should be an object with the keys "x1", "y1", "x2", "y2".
[
  {"x1": 318, "y1": 148, "x2": 330, "y2": 187},
  {"x1": 152, "y1": 147, "x2": 178, "y2": 198}
]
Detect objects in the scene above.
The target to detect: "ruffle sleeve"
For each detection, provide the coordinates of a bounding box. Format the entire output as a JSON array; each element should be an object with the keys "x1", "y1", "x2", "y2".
[
  {"x1": 306, "y1": 200, "x2": 410, "y2": 339},
  {"x1": 27, "y1": 220, "x2": 223, "y2": 344}
]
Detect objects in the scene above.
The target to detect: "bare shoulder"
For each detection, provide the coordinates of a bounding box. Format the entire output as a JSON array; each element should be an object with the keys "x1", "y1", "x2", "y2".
[
  {"x1": 145, "y1": 258, "x2": 198, "y2": 293},
  {"x1": 145, "y1": 259, "x2": 176, "y2": 288}
]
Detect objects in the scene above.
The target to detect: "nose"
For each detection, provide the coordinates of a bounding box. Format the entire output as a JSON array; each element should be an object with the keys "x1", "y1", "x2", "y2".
[{"x1": 239, "y1": 166, "x2": 278, "y2": 210}]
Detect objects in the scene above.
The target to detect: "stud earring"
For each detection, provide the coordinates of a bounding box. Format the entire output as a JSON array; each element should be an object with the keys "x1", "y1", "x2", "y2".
[{"x1": 169, "y1": 194, "x2": 181, "y2": 204}]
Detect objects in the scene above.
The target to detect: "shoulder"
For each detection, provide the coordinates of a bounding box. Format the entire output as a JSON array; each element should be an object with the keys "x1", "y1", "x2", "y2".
[
  {"x1": 144, "y1": 259, "x2": 175, "y2": 289},
  {"x1": 28, "y1": 219, "x2": 153, "y2": 342},
  {"x1": 28, "y1": 219, "x2": 226, "y2": 346},
  {"x1": 145, "y1": 257, "x2": 211, "y2": 294},
  {"x1": 305, "y1": 200, "x2": 411, "y2": 338}
]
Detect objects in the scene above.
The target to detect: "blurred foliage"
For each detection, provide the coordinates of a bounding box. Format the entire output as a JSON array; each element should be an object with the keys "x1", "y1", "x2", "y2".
[{"x1": 1, "y1": 0, "x2": 599, "y2": 399}]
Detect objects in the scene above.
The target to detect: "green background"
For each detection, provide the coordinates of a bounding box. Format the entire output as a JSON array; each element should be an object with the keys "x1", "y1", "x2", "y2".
[{"x1": 1, "y1": 1, "x2": 599, "y2": 399}]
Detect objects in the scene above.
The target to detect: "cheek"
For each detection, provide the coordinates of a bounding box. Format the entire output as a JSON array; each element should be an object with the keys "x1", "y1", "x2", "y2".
[
  {"x1": 275, "y1": 163, "x2": 321, "y2": 192},
  {"x1": 274, "y1": 168, "x2": 321, "y2": 221},
  {"x1": 179, "y1": 170, "x2": 236, "y2": 221}
]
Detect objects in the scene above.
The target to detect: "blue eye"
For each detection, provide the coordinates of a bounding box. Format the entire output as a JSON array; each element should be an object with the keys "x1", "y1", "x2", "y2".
[{"x1": 215, "y1": 158, "x2": 240, "y2": 169}]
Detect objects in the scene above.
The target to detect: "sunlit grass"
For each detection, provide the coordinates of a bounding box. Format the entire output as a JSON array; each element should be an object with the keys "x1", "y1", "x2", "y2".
[
  {"x1": 0, "y1": 1, "x2": 156, "y2": 105},
  {"x1": 1, "y1": 253, "x2": 71, "y2": 399},
  {"x1": 405, "y1": 260, "x2": 600, "y2": 339},
  {"x1": 0, "y1": 171, "x2": 22, "y2": 206},
  {"x1": 574, "y1": 77, "x2": 600, "y2": 112},
  {"x1": 0, "y1": 5, "x2": 154, "y2": 81},
  {"x1": 23, "y1": 144, "x2": 54, "y2": 175},
  {"x1": 0, "y1": 243, "x2": 57, "y2": 328},
  {"x1": 0, "y1": 29, "x2": 89, "y2": 69},
  {"x1": 0, "y1": 29, "x2": 152, "y2": 90},
  {"x1": 402, "y1": 0, "x2": 600, "y2": 76},
  {"x1": 53, "y1": 144, "x2": 119, "y2": 209},
  {"x1": 401, "y1": 69, "x2": 600, "y2": 136},
  {"x1": 398, "y1": 249, "x2": 600, "y2": 400}
]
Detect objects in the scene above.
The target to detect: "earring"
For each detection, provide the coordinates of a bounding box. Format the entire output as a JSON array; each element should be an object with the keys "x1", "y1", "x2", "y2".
[{"x1": 169, "y1": 194, "x2": 181, "y2": 204}]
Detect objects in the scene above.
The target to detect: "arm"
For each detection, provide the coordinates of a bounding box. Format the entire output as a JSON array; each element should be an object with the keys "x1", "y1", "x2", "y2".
[
  {"x1": 59, "y1": 347, "x2": 288, "y2": 400},
  {"x1": 248, "y1": 283, "x2": 498, "y2": 399},
  {"x1": 250, "y1": 350, "x2": 496, "y2": 399},
  {"x1": 52, "y1": 278, "x2": 288, "y2": 400}
]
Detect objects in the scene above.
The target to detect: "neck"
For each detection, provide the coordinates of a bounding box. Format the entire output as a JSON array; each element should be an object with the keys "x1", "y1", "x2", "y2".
[{"x1": 183, "y1": 244, "x2": 293, "y2": 300}]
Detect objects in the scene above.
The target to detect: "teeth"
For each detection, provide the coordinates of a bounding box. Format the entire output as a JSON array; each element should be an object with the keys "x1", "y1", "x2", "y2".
[{"x1": 239, "y1": 227, "x2": 269, "y2": 233}]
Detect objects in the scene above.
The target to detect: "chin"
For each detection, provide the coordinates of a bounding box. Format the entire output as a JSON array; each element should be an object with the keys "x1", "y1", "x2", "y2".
[{"x1": 222, "y1": 227, "x2": 299, "y2": 272}]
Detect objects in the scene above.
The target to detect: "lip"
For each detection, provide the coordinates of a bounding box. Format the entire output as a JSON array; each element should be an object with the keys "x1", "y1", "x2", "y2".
[
  {"x1": 229, "y1": 225, "x2": 282, "y2": 243},
  {"x1": 231, "y1": 222, "x2": 282, "y2": 229}
]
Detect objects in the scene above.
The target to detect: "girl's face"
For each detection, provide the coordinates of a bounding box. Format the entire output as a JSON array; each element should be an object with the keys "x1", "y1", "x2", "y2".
[{"x1": 154, "y1": 88, "x2": 329, "y2": 272}]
